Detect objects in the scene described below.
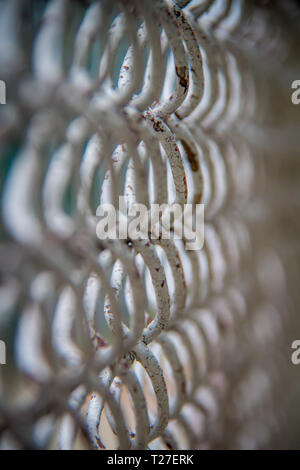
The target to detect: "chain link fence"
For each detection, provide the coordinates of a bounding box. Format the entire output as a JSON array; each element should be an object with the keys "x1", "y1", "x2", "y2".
[{"x1": 0, "y1": 0, "x2": 300, "y2": 450}]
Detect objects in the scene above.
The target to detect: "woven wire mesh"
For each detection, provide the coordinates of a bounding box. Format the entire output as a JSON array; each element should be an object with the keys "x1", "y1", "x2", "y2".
[{"x1": 1, "y1": 0, "x2": 300, "y2": 450}]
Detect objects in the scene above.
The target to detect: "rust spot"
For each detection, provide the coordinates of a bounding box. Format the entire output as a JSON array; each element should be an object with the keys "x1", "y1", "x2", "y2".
[
  {"x1": 176, "y1": 66, "x2": 188, "y2": 93},
  {"x1": 181, "y1": 139, "x2": 199, "y2": 172},
  {"x1": 183, "y1": 173, "x2": 187, "y2": 199},
  {"x1": 123, "y1": 65, "x2": 129, "y2": 70},
  {"x1": 95, "y1": 334, "x2": 107, "y2": 348},
  {"x1": 165, "y1": 440, "x2": 174, "y2": 450},
  {"x1": 153, "y1": 120, "x2": 164, "y2": 133},
  {"x1": 95, "y1": 435, "x2": 106, "y2": 449},
  {"x1": 161, "y1": 280, "x2": 165, "y2": 288}
]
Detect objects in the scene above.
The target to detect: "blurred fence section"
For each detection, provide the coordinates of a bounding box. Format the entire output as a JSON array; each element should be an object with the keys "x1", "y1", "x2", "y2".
[{"x1": 1, "y1": 0, "x2": 300, "y2": 449}]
